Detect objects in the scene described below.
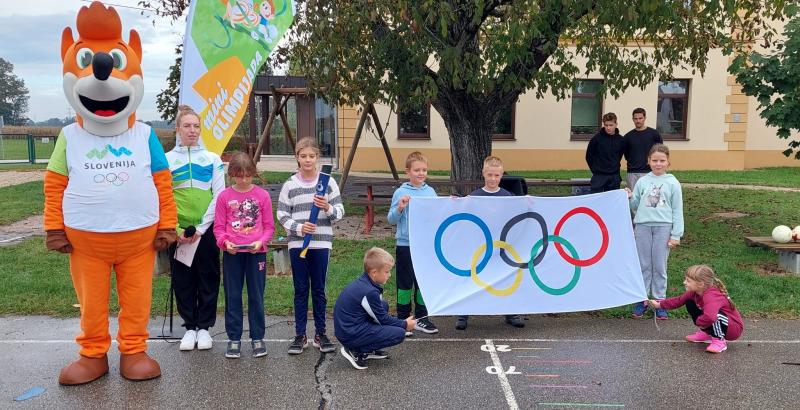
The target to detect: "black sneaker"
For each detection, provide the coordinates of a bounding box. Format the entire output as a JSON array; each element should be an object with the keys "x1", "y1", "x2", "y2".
[
  {"x1": 366, "y1": 350, "x2": 389, "y2": 360},
  {"x1": 287, "y1": 335, "x2": 308, "y2": 355},
  {"x1": 414, "y1": 317, "x2": 439, "y2": 334},
  {"x1": 225, "y1": 340, "x2": 241, "y2": 359},
  {"x1": 252, "y1": 339, "x2": 267, "y2": 358},
  {"x1": 313, "y1": 333, "x2": 336, "y2": 353},
  {"x1": 504, "y1": 315, "x2": 525, "y2": 328},
  {"x1": 340, "y1": 346, "x2": 368, "y2": 370},
  {"x1": 455, "y1": 315, "x2": 468, "y2": 330}
]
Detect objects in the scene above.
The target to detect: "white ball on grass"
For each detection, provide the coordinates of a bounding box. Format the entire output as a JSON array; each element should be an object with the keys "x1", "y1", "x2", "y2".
[{"x1": 772, "y1": 225, "x2": 793, "y2": 243}]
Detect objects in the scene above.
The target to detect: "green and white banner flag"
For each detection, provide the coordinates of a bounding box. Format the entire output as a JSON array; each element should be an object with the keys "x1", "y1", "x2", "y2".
[{"x1": 179, "y1": 0, "x2": 295, "y2": 154}]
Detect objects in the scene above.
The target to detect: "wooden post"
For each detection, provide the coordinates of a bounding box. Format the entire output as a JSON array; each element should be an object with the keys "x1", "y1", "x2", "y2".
[
  {"x1": 339, "y1": 104, "x2": 371, "y2": 189},
  {"x1": 278, "y1": 98, "x2": 295, "y2": 153},
  {"x1": 368, "y1": 104, "x2": 399, "y2": 181},
  {"x1": 269, "y1": 85, "x2": 294, "y2": 154},
  {"x1": 253, "y1": 91, "x2": 282, "y2": 161},
  {"x1": 364, "y1": 185, "x2": 374, "y2": 234}
]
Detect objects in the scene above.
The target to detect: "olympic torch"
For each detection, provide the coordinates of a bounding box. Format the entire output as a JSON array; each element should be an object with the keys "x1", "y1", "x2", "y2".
[{"x1": 299, "y1": 164, "x2": 333, "y2": 258}]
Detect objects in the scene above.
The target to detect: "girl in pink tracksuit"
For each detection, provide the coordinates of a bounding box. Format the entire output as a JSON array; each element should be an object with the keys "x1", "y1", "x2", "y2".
[{"x1": 649, "y1": 264, "x2": 743, "y2": 353}]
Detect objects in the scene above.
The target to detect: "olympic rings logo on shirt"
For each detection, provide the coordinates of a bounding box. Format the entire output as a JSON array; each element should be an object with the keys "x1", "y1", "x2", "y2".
[
  {"x1": 93, "y1": 172, "x2": 130, "y2": 186},
  {"x1": 433, "y1": 207, "x2": 609, "y2": 296}
]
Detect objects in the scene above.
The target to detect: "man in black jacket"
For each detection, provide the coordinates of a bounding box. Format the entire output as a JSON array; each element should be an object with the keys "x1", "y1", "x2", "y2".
[
  {"x1": 623, "y1": 108, "x2": 663, "y2": 190},
  {"x1": 585, "y1": 112, "x2": 625, "y2": 193}
]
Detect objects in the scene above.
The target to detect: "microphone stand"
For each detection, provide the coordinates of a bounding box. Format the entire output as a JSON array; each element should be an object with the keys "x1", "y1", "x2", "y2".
[{"x1": 153, "y1": 226, "x2": 195, "y2": 341}]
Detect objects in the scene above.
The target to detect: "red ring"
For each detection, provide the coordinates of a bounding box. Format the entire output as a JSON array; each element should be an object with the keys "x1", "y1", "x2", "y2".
[{"x1": 553, "y1": 207, "x2": 608, "y2": 266}]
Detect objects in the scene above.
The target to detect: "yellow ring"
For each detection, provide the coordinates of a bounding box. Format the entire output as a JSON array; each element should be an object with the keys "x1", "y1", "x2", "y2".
[{"x1": 470, "y1": 240, "x2": 524, "y2": 297}]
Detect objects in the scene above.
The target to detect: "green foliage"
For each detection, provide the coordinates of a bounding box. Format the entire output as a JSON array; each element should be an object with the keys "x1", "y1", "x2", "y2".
[
  {"x1": 279, "y1": 1, "x2": 785, "y2": 106},
  {"x1": 156, "y1": 45, "x2": 182, "y2": 123},
  {"x1": 0, "y1": 57, "x2": 30, "y2": 125},
  {"x1": 731, "y1": 8, "x2": 800, "y2": 159},
  {"x1": 274, "y1": 0, "x2": 787, "y2": 181}
]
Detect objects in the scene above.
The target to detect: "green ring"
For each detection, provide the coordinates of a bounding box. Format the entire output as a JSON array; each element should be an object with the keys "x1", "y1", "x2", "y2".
[{"x1": 528, "y1": 235, "x2": 581, "y2": 295}]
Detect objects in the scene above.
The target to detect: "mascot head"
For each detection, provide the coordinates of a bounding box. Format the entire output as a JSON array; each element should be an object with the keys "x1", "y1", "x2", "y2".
[{"x1": 61, "y1": 1, "x2": 143, "y2": 137}]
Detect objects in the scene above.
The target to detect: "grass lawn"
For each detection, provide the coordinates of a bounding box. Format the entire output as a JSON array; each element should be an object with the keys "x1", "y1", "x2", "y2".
[
  {"x1": 0, "y1": 136, "x2": 56, "y2": 162},
  {"x1": 0, "y1": 181, "x2": 43, "y2": 225},
  {"x1": 3, "y1": 167, "x2": 800, "y2": 318},
  {"x1": 259, "y1": 171, "x2": 293, "y2": 185},
  {"x1": 0, "y1": 163, "x2": 48, "y2": 171},
  {"x1": 1, "y1": 186, "x2": 799, "y2": 318},
  {"x1": 0, "y1": 236, "x2": 395, "y2": 317}
]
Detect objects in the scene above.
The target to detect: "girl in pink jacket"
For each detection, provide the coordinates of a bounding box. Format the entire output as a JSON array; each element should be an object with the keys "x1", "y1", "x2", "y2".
[{"x1": 650, "y1": 265, "x2": 743, "y2": 354}]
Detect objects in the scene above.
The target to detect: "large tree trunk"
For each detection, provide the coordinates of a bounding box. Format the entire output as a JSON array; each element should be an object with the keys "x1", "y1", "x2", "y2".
[{"x1": 432, "y1": 89, "x2": 509, "y2": 185}]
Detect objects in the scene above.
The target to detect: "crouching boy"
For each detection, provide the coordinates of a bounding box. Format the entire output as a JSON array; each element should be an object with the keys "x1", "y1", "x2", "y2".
[{"x1": 334, "y1": 247, "x2": 416, "y2": 370}]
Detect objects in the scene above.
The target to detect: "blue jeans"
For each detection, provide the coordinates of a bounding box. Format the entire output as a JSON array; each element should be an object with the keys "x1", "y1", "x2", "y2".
[
  {"x1": 290, "y1": 248, "x2": 330, "y2": 336},
  {"x1": 223, "y1": 252, "x2": 267, "y2": 341}
]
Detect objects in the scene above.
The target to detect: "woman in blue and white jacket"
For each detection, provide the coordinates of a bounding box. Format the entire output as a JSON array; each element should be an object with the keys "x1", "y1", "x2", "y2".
[{"x1": 165, "y1": 105, "x2": 225, "y2": 351}]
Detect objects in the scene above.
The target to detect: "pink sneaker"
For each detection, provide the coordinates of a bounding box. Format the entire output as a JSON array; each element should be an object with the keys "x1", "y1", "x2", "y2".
[
  {"x1": 706, "y1": 338, "x2": 727, "y2": 353},
  {"x1": 685, "y1": 330, "x2": 713, "y2": 343}
]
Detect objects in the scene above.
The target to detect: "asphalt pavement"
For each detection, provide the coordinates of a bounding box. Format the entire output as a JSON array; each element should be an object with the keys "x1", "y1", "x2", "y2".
[{"x1": 2, "y1": 314, "x2": 800, "y2": 409}]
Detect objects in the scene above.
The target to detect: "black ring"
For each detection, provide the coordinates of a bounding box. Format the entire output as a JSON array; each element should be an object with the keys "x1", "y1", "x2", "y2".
[{"x1": 499, "y1": 212, "x2": 548, "y2": 268}]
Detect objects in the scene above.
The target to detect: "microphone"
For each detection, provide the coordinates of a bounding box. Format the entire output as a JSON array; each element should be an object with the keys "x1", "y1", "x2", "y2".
[{"x1": 184, "y1": 225, "x2": 196, "y2": 238}]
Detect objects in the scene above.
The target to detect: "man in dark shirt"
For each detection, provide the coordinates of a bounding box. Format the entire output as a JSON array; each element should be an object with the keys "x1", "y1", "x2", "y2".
[
  {"x1": 585, "y1": 112, "x2": 625, "y2": 193},
  {"x1": 623, "y1": 107, "x2": 663, "y2": 190}
]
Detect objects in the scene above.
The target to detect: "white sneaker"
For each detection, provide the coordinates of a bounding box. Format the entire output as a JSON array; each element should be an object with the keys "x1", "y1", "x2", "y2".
[
  {"x1": 196, "y1": 329, "x2": 213, "y2": 350},
  {"x1": 180, "y1": 330, "x2": 197, "y2": 351}
]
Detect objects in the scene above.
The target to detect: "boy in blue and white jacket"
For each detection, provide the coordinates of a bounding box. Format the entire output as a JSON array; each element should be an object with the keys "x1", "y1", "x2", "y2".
[
  {"x1": 334, "y1": 247, "x2": 416, "y2": 370},
  {"x1": 387, "y1": 151, "x2": 438, "y2": 334}
]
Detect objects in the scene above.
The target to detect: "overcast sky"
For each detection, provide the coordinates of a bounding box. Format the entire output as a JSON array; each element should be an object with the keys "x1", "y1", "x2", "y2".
[{"x1": 0, "y1": 0, "x2": 183, "y2": 122}]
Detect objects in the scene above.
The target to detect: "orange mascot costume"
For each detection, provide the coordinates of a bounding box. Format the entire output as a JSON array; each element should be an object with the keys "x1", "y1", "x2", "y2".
[{"x1": 44, "y1": 2, "x2": 177, "y2": 385}]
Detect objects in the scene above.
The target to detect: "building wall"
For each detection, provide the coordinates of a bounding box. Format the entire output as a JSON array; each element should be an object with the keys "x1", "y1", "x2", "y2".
[{"x1": 338, "y1": 47, "x2": 798, "y2": 172}]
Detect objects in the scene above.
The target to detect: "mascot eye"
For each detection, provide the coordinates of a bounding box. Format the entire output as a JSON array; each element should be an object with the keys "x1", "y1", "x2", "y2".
[
  {"x1": 76, "y1": 48, "x2": 94, "y2": 69},
  {"x1": 110, "y1": 49, "x2": 127, "y2": 70}
]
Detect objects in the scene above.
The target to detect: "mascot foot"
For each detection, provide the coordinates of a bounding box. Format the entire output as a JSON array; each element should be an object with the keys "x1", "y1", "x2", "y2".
[
  {"x1": 119, "y1": 352, "x2": 161, "y2": 381},
  {"x1": 58, "y1": 355, "x2": 109, "y2": 386}
]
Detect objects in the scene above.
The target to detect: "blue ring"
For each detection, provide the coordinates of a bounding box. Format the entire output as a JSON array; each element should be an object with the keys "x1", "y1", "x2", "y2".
[{"x1": 434, "y1": 213, "x2": 493, "y2": 277}]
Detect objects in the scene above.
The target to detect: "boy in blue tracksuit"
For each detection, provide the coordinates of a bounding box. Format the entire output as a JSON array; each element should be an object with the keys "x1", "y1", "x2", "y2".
[{"x1": 334, "y1": 247, "x2": 416, "y2": 370}]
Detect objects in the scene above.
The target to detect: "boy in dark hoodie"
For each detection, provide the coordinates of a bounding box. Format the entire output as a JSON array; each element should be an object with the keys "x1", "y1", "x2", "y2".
[
  {"x1": 585, "y1": 112, "x2": 625, "y2": 193},
  {"x1": 335, "y1": 247, "x2": 416, "y2": 370},
  {"x1": 387, "y1": 151, "x2": 439, "y2": 334}
]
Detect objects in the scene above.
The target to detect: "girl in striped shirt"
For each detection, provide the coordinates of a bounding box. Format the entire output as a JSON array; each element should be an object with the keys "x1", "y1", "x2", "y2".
[{"x1": 278, "y1": 137, "x2": 345, "y2": 355}]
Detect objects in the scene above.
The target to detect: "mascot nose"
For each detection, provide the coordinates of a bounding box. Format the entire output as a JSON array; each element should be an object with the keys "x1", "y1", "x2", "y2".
[{"x1": 92, "y1": 52, "x2": 114, "y2": 81}]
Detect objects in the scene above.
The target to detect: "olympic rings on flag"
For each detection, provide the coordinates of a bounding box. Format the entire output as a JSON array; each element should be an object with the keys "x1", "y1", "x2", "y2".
[
  {"x1": 528, "y1": 235, "x2": 581, "y2": 295},
  {"x1": 433, "y1": 207, "x2": 610, "y2": 296},
  {"x1": 553, "y1": 207, "x2": 608, "y2": 266},
  {"x1": 435, "y1": 213, "x2": 493, "y2": 277},
  {"x1": 499, "y1": 211, "x2": 548, "y2": 268},
  {"x1": 470, "y1": 240, "x2": 525, "y2": 296}
]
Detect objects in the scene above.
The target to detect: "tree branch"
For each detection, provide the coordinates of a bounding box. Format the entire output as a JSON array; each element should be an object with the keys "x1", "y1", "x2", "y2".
[
  {"x1": 496, "y1": 1, "x2": 595, "y2": 95},
  {"x1": 369, "y1": 14, "x2": 440, "y2": 87}
]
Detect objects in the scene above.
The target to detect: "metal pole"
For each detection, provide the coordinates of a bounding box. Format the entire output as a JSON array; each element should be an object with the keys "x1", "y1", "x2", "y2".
[{"x1": 28, "y1": 134, "x2": 35, "y2": 164}]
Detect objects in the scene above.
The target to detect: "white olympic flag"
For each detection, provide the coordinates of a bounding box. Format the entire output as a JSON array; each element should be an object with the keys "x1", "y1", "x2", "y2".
[{"x1": 408, "y1": 191, "x2": 646, "y2": 315}]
